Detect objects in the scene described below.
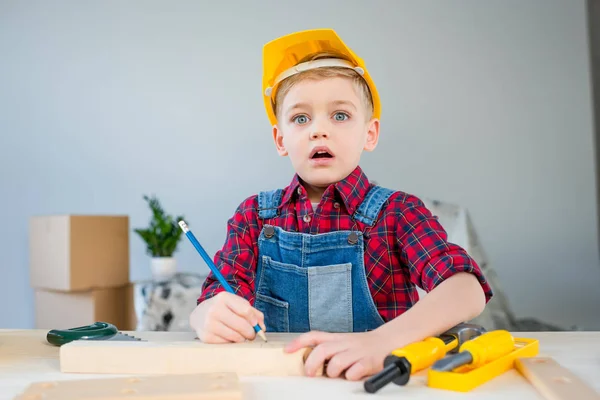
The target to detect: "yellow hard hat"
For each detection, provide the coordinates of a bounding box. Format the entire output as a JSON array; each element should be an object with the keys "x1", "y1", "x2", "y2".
[{"x1": 262, "y1": 28, "x2": 381, "y2": 126}]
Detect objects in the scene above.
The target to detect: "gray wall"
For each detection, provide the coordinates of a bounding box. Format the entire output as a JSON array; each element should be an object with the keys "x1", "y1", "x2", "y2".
[
  {"x1": 2, "y1": 0, "x2": 599, "y2": 329},
  {"x1": 590, "y1": 0, "x2": 600, "y2": 266}
]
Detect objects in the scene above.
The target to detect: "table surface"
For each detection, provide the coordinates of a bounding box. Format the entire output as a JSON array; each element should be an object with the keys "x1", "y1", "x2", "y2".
[{"x1": 1, "y1": 329, "x2": 599, "y2": 399}]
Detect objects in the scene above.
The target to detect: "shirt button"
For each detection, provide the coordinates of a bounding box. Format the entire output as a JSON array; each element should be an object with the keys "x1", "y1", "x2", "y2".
[
  {"x1": 303, "y1": 214, "x2": 311, "y2": 223},
  {"x1": 333, "y1": 202, "x2": 340, "y2": 209},
  {"x1": 297, "y1": 187, "x2": 302, "y2": 195}
]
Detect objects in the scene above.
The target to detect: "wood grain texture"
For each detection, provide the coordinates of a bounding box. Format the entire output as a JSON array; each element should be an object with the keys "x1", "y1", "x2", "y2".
[
  {"x1": 515, "y1": 357, "x2": 600, "y2": 400},
  {"x1": 59, "y1": 338, "x2": 314, "y2": 376},
  {"x1": 12, "y1": 372, "x2": 242, "y2": 400}
]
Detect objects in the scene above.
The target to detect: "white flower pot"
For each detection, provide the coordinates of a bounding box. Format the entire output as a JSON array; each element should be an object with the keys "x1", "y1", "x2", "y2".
[{"x1": 151, "y1": 257, "x2": 177, "y2": 282}]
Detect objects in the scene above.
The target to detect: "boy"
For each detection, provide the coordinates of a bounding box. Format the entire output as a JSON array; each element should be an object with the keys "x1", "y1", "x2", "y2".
[{"x1": 190, "y1": 29, "x2": 493, "y2": 380}]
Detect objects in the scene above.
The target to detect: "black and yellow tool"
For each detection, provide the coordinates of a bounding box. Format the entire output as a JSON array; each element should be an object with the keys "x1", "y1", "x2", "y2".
[
  {"x1": 431, "y1": 329, "x2": 514, "y2": 372},
  {"x1": 427, "y1": 330, "x2": 540, "y2": 392},
  {"x1": 363, "y1": 323, "x2": 486, "y2": 393}
]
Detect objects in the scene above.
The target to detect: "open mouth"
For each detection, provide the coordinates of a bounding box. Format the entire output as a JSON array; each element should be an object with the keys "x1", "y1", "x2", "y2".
[
  {"x1": 310, "y1": 147, "x2": 334, "y2": 159},
  {"x1": 312, "y1": 151, "x2": 333, "y2": 159}
]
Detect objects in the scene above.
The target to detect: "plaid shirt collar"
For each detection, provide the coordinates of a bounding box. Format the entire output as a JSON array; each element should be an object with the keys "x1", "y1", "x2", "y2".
[{"x1": 281, "y1": 166, "x2": 371, "y2": 215}]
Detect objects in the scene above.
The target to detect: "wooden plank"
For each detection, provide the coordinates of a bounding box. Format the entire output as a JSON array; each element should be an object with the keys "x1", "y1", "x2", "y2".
[
  {"x1": 0, "y1": 331, "x2": 60, "y2": 376},
  {"x1": 59, "y1": 338, "x2": 316, "y2": 376},
  {"x1": 515, "y1": 357, "x2": 600, "y2": 400},
  {"x1": 12, "y1": 372, "x2": 242, "y2": 400}
]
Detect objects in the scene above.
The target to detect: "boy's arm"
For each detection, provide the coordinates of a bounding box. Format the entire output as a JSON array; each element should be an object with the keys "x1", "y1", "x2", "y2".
[
  {"x1": 384, "y1": 196, "x2": 493, "y2": 345},
  {"x1": 284, "y1": 195, "x2": 494, "y2": 380},
  {"x1": 197, "y1": 196, "x2": 259, "y2": 305},
  {"x1": 378, "y1": 271, "x2": 488, "y2": 349}
]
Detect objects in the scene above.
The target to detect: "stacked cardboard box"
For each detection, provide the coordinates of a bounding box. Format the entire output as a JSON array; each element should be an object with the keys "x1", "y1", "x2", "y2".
[{"x1": 29, "y1": 215, "x2": 137, "y2": 330}]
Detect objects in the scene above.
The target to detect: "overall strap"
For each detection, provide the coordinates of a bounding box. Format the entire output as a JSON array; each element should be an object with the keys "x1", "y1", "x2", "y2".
[
  {"x1": 353, "y1": 186, "x2": 396, "y2": 226},
  {"x1": 257, "y1": 189, "x2": 284, "y2": 219}
]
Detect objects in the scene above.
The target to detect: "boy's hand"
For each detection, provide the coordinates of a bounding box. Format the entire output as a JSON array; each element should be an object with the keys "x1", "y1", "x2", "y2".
[
  {"x1": 284, "y1": 330, "x2": 394, "y2": 381},
  {"x1": 189, "y1": 291, "x2": 266, "y2": 344}
]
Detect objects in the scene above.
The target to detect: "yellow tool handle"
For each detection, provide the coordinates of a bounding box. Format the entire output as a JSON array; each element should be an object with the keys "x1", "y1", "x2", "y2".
[
  {"x1": 459, "y1": 330, "x2": 514, "y2": 367},
  {"x1": 391, "y1": 336, "x2": 458, "y2": 372}
]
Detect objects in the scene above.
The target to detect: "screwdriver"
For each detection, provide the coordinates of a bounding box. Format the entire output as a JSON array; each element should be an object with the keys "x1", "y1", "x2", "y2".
[
  {"x1": 431, "y1": 330, "x2": 514, "y2": 372},
  {"x1": 364, "y1": 335, "x2": 459, "y2": 393}
]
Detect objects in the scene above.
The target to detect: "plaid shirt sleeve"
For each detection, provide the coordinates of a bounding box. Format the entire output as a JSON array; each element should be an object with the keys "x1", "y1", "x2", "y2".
[
  {"x1": 396, "y1": 195, "x2": 493, "y2": 302},
  {"x1": 197, "y1": 196, "x2": 259, "y2": 305}
]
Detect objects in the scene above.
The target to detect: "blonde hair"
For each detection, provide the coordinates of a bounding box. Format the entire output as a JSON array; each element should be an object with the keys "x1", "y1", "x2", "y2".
[{"x1": 273, "y1": 53, "x2": 374, "y2": 121}]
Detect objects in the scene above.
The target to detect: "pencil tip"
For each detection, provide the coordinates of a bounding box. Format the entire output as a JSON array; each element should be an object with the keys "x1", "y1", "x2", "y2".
[{"x1": 257, "y1": 330, "x2": 267, "y2": 342}]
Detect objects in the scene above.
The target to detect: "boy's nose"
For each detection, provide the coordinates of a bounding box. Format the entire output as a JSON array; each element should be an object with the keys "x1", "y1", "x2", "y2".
[{"x1": 310, "y1": 130, "x2": 329, "y2": 139}]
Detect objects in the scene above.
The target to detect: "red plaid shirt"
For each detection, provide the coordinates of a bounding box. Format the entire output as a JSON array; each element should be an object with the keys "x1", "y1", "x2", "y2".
[{"x1": 198, "y1": 166, "x2": 493, "y2": 322}]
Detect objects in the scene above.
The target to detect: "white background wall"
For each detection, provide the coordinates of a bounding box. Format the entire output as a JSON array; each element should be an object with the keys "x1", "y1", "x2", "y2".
[{"x1": 1, "y1": 0, "x2": 599, "y2": 330}]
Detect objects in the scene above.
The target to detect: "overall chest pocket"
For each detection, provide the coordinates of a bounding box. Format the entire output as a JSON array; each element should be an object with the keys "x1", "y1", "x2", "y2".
[
  {"x1": 254, "y1": 292, "x2": 289, "y2": 333},
  {"x1": 255, "y1": 255, "x2": 353, "y2": 333}
]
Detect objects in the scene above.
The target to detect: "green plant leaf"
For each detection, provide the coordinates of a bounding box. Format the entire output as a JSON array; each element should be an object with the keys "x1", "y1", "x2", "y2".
[{"x1": 134, "y1": 195, "x2": 185, "y2": 257}]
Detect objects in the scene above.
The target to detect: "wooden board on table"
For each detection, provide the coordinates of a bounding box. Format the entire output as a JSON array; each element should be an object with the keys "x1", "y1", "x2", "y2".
[
  {"x1": 0, "y1": 330, "x2": 59, "y2": 375},
  {"x1": 515, "y1": 357, "x2": 600, "y2": 400},
  {"x1": 59, "y1": 337, "x2": 315, "y2": 376},
  {"x1": 13, "y1": 372, "x2": 242, "y2": 400}
]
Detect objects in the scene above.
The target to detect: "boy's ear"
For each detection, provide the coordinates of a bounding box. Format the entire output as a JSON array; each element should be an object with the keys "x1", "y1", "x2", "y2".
[
  {"x1": 272, "y1": 125, "x2": 288, "y2": 156},
  {"x1": 363, "y1": 118, "x2": 380, "y2": 152}
]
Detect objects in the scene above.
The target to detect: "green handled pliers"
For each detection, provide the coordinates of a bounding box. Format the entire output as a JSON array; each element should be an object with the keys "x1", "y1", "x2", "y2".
[{"x1": 46, "y1": 321, "x2": 143, "y2": 346}]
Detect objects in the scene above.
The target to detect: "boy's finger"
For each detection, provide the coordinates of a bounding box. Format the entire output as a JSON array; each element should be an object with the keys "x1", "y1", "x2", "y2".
[
  {"x1": 304, "y1": 340, "x2": 349, "y2": 377},
  {"x1": 344, "y1": 360, "x2": 370, "y2": 381},
  {"x1": 212, "y1": 322, "x2": 247, "y2": 343},
  {"x1": 199, "y1": 331, "x2": 229, "y2": 344},
  {"x1": 223, "y1": 293, "x2": 255, "y2": 320},
  {"x1": 325, "y1": 349, "x2": 360, "y2": 378},
  {"x1": 285, "y1": 331, "x2": 337, "y2": 352},
  {"x1": 220, "y1": 309, "x2": 257, "y2": 340},
  {"x1": 223, "y1": 295, "x2": 267, "y2": 332},
  {"x1": 253, "y1": 309, "x2": 267, "y2": 332}
]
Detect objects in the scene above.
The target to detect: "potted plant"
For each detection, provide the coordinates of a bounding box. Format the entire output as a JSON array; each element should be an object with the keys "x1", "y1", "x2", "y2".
[{"x1": 134, "y1": 194, "x2": 185, "y2": 282}]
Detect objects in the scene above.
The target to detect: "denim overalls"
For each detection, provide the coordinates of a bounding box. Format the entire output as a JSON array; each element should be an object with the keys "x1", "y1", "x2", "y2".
[{"x1": 254, "y1": 185, "x2": 395, "y2": 333}]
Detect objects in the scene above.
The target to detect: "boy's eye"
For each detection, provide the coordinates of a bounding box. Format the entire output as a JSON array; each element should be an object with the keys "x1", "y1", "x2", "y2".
[
  {"x1": 334, "y1": 112, "x2": 349, "y2": 121},
  {"x1": 293, "y1": 115, "x2": 309, "y2": 124}
]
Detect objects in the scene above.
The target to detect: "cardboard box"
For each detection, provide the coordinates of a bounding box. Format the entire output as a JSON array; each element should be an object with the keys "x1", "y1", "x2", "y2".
[
  {"x1": 34, "y1": 284, "x2": 137, "y2": 331},
  {"x1": 29, "y1": 215, "x2": 129, "y2": 291}
]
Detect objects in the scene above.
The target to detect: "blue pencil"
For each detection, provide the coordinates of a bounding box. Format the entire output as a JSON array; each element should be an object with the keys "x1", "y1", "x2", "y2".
[{"x1": 178, "y1": 220, "x2": 267, "y2": 342}]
